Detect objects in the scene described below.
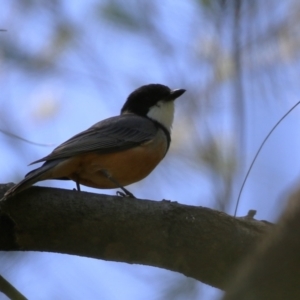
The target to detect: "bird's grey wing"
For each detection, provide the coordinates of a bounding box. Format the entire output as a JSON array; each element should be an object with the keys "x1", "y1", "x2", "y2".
[{"x1": 30, "y1": 114, "x2": 158, "y2": 164}]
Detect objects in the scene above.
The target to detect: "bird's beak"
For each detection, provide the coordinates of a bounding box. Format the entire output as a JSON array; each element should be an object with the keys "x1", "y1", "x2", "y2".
[{"x1": 167, "y1": 89, "x2": 186, "y2": 101}]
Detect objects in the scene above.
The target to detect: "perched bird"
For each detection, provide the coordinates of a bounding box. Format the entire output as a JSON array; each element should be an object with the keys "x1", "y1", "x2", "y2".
[{"x1": 3, "y1": 84, "x2": 185, "y2": 200}]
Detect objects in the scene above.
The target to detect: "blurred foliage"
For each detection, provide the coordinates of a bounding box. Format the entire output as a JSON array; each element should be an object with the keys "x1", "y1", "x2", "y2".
[{"x1": 98, "y1": 1, "x2": 154, "y2": 31}]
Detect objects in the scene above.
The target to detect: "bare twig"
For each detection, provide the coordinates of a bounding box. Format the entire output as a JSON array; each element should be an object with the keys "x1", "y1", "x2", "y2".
[{"x1": 0, "y1": 274, "x2": 27, "y2": 300}]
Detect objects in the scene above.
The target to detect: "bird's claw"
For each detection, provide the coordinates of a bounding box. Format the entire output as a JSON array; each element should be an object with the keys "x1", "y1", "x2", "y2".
[{"x1": 116, "y1": 191, "x2": 135, "y2": 198}]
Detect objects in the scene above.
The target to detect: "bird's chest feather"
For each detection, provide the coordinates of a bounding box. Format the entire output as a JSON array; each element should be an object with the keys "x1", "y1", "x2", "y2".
[{"x1": 71, "y1": 130, "x2": 169, "y2": 188}]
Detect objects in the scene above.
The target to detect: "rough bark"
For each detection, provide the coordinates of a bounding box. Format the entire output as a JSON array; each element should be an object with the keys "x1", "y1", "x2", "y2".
[
  {"x1": 0, "y1": 183, "x2": 270, "y2": 290},
  {"x1": 224, "y1": 187, "x2": 300, "y2": 300}
]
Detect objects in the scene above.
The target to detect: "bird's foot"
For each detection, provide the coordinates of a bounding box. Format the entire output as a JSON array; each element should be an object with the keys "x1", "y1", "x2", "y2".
[{"x1": 116, "y1": 190, "x2": 135, "y2": 198}]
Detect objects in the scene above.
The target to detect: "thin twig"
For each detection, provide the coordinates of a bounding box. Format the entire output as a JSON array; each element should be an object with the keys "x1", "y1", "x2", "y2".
[
  {"x1": 0, "y1": 275, "x2": 27, "y2": 300},
  {"x1": 0, "y1": 128, "x2": 55, "y2": 147}
]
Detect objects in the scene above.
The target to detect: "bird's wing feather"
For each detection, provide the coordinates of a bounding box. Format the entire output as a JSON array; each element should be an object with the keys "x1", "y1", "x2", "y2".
[{"x1": 30, "y1": 114, "x2": 158, "y2": 164}]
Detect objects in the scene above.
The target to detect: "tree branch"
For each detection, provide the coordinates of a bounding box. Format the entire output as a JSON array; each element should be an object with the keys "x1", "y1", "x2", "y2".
[
  {"x1": 224, "y1": 186, "x2": 300, "y2": 299},
  {"x1": 0, "y1": 183, "x2": 270, "y2": 290}
]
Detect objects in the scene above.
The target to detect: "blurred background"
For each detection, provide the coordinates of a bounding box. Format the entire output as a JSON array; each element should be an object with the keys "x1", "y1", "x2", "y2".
[{"x1": 1, "y1": 0, "x2": 300, "y2": 299}]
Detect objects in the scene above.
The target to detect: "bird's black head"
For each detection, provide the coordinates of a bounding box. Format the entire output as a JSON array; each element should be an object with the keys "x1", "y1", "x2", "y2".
[{"x1": 121, "y1": 84, "x2": 185, "y2": 116}]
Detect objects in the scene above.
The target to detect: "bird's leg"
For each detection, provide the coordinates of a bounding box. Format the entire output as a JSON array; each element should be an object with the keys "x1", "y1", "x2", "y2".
[
  {"x1": 100, "y1": 169, "x2": 135, "y2": 198},
  {"x1": 72, "y1": 174, "x2": 81, "y2": 191}
]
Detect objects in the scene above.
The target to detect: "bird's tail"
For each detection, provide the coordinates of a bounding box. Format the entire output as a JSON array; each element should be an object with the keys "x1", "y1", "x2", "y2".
[{"x1": 2, "y1": 161, "x2": 58, "y2": 200}]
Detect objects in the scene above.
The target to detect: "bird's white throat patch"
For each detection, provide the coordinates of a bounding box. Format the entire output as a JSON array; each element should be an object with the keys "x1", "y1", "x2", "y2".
[{"x1": 147, "y1": 101, "x2": 174, "y2": 131}]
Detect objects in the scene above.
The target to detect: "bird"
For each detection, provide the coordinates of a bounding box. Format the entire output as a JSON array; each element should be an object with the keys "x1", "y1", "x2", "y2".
[{"x1": 3, "y1": 84, "x2": 186, "y2": 200}]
